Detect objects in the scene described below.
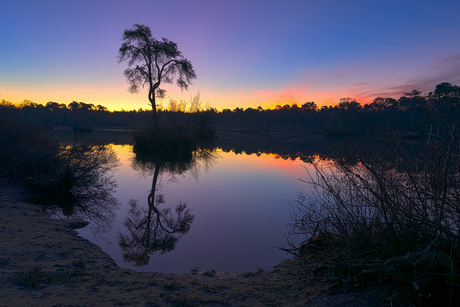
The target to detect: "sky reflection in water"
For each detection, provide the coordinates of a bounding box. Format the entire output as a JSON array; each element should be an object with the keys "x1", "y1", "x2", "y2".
[{"x1": 77, "y1": 144, "x2": 315, "y2": 273}]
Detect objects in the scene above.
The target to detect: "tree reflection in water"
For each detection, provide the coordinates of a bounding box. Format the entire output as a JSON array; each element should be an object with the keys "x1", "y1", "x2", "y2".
[
  {"x1": 40, "y1": 144, "x2": 120, "y2": 236},
  {"x1": 118, "y1": 147, "x2": 218, "y2": 266}
]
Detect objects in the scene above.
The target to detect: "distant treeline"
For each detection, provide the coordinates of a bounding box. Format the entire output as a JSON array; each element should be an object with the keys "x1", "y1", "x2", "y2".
[
  {"x1": 1, "y1": 82, "x2": 459, "y2": 137},
  {"x1": 0, "y1": 100, "x2": 149, "y2": 129},
  {"x1": 217, "y1": 82, "x2": 460, "y2": 137}
]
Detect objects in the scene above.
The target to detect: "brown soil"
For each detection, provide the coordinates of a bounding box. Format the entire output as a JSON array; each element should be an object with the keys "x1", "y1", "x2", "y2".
[{"x1": 0, "y1": 182, "x2": 404, "y2": 306}]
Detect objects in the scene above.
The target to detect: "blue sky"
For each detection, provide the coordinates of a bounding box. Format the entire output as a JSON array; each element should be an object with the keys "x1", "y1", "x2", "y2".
[{"x1": 1, "y1": 0, "x2": 459, "y2": 110}]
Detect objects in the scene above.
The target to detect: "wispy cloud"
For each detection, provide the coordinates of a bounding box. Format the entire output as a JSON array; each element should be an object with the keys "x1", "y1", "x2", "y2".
[{"x1": 353, "y1": 53, "x2": 460, "y2": 100}]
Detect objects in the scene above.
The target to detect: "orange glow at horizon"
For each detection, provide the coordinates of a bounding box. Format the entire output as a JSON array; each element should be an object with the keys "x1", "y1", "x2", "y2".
[{"x1": 2, "y1": 82, "x2": 379, "y2": 112}]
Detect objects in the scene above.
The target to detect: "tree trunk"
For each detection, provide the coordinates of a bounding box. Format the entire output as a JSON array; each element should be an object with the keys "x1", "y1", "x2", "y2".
[{"x1": 148, "y1": 88, "x2": 159, "y2": 130}]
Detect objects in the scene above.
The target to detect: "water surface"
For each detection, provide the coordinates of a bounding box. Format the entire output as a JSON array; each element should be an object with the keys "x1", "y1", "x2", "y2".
[
  {"x1": 73, "y1": 144, "x2": 316, "y2": 273},
  {"x1": 50, "y1": 129, "x2": 331, "y2": 273}
]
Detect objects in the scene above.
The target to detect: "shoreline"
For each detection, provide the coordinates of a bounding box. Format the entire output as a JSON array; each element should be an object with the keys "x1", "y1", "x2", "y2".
[{"x1": 0, "y1": 183, "x2": 392, "y2": 306}]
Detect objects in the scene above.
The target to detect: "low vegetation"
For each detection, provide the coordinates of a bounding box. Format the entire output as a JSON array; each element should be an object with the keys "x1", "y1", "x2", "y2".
[
  {"x1": 0, "y1": 115, "x2": 119, "y2": 223},
  {"x1": 14, "y1": 262, "x2": 100, "y2": 289},
  {"x1": 288, "y1": 124, "x2": 460, "y2": 305},
  {"x1": 133, "y1": 121, "x2": 196, "y2": 157}
]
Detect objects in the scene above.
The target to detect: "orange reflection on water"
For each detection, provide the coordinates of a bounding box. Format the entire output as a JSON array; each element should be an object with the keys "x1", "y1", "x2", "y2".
[
  {"x1": 217, "y1": 149, "x2": 320, "y2": 181},
  {"x1": 110, "y1": 145, "x2": 324, "y2": 184}
]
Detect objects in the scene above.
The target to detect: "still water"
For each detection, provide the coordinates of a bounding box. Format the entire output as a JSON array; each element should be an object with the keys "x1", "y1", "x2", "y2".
[
  {"x1": 51, "y1": 129, "x2": 335, "y2": 274},
  {"x1": 77, "y1": 145, "x2": 313, "y2": 273}
]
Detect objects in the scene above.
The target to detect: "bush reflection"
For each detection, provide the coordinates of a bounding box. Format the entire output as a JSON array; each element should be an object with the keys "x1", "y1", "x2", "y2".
[{"x1": 40, "y1": 144, "x2": 120, "y2": 236}]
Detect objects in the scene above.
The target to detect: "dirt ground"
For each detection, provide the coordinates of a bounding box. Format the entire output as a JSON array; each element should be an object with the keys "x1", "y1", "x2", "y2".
[{"x1": 0, "y1": 181, "x2": 403, "y2": 306}]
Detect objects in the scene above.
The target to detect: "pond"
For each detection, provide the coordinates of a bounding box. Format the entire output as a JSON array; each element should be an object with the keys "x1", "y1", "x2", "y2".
[{"x1": 50, "y1": 129, "x2": 341, "y2": 274}]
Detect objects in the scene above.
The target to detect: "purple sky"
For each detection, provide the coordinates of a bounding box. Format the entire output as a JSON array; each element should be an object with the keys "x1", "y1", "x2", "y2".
[{"x1": 1, "y1": 0, "x2": 459, "y2": 111}]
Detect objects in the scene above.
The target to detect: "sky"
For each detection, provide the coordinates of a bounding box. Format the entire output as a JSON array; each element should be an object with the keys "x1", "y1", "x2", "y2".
[{"x1": 1, "y1": 0, "x2": 459, "y2": 111}]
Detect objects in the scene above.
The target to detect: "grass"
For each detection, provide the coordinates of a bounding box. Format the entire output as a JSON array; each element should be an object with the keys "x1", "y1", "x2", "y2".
[
  {"x1": 15, "y1": 267, "x2": 57, "y2": 289},
  {"x1": 14, "y1": 265, "x2": 89, "y2": 289},
  {"x1": 0, "y1": 258, "x2": 10, "y2": 265},
  {"x1": 189, "y1": 264, "x2": 203, "y2": 275},
  {"x1": 164, "y1": 280, "x2": 181, "y2": 291},
  {"x1": 202, "y1": 269, "x2": 216, "y2": 277},
  {"x1": 164, "y1": 292, "x2": 221, "y2": 307}
]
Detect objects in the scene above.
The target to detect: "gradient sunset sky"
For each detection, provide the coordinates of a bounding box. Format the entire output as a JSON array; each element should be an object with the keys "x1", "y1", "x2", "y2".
[{"x1": 1, "y1": 0, "x2": 459, "y2": 111}]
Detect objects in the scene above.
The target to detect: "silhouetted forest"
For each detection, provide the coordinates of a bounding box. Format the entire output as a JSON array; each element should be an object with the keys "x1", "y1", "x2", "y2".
[{"x1": 1, "y1": 82, "x2": 459, "y2": 137}]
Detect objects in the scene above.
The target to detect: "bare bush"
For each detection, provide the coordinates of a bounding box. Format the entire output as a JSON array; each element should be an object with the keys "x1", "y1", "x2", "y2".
[
  {"x1": 41, "y1": 144, "x2": 120, "y2": 236},
  {"x1": 289, "y1": 132, "x2": 460, "y2": 305},
  {"x1": 0, "y1": 115, "x2": 120, "y2": 236}
]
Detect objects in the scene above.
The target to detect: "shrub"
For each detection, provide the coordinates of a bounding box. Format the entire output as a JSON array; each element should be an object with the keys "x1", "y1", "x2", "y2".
[
  {"x1": 289, "y1": 132, "x2": 460, "y2": 306},
  {"x1": 133, "y1": 122, "x2": 195, "y2": 157},
  {"x1": 0, "y1": 115, "x2": 120, "y2": 234}
]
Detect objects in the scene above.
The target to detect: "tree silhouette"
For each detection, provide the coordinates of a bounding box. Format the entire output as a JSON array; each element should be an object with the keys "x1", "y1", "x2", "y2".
[
  {"x1": 338, "y1": 97, "x2": 361, "y2": 111},
  {"x1": 118, "y1": 24, "x2": 197, "y2": 129},
  {"x1": 433, "y1": 82, "x2": 460, "y2": 98}
]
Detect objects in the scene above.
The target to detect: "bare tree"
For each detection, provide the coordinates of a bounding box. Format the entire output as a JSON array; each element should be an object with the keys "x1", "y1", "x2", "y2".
[
  {"x1": 118, "y1": 24, "x2": 197, "y2": 129},
  {"x1": 188, "y1": 91, "x2": 202, "y2": 113}
]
